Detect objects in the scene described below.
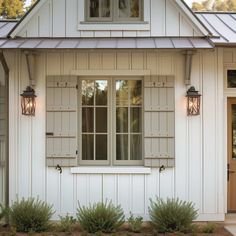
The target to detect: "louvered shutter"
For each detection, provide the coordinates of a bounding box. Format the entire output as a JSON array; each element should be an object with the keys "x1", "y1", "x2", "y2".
[
  {"x1": 46, "y1": 76, "x2": 78, "y2": 167},
  {"x1": 144, "y1": 76, "x2": 175, "y2": 167}
]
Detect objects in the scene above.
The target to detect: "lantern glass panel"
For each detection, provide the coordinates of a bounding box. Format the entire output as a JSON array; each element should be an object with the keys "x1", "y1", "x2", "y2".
[
  {"x1": 21, "y1": 96, "x2": 36, "y2": 116},
  {"x1": 187, "y1": 96, "x2": 200, "y2": 116}
]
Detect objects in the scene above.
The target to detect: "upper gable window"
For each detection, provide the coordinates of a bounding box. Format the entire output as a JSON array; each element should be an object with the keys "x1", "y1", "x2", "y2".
[{"x1": 87, "y1": 0, "x2": 142, "y2": 22}]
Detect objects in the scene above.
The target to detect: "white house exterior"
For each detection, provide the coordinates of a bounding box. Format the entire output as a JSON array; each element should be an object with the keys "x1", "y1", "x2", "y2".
[{"x1": 1, "y1": 0, "x2": 236, "y2": 221}]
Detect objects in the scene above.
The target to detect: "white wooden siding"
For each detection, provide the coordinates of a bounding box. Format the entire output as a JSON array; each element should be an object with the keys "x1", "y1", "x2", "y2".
[
  {"x1": 17, "y1": 0, "x2": 203, "y2": 38},
  {"x1": 8, "y1": 49, "x2": 224, "y2": 221},
  {"x1": 0, "y1": 63, "x2": 6, "y2": 205}
]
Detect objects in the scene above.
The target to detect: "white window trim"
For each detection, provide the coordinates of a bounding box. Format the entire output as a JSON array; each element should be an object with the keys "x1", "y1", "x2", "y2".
[
  {"x1": 86, "y1": 0, "x2": 143, "y2": 22},
  {"x1": 71, "y1": 166, "x2": 151, "y2": 174},
  {"x1": 77, "y1": 0, "x2": 150, "y2": 31}
]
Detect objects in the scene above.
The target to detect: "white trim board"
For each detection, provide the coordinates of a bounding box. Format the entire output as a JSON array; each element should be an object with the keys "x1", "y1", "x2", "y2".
[
  {"x1": 70, "y1": 70, "x2": 151, "y2": 76},
  {"x1": 71, "y1": 167, "x2": 151, "y2": 174}
]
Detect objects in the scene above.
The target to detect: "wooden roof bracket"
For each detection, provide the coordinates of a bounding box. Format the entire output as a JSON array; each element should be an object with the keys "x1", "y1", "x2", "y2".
[
  {"x1": 183, "y1": 50, "x2": 196, "y2": 86},
  {"x1": 23, "y1": 50, "x2": 36, "y2": 87}
]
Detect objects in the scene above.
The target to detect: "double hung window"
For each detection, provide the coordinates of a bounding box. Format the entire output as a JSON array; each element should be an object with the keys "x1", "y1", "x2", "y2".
[
  {"x1": 79, "y1": 78, "x2": 143, "y2": 165},
  {"x1": 87, "y1": 0, "x2": 142, "y2": 22}
]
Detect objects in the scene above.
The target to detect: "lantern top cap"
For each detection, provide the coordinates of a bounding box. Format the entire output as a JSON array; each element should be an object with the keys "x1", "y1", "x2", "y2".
[
  {"x1": 20, "y1": 86, "x2": 36, "y2": 98},
  {"x1": 186, "y1": 86, "x2": 201, "y2": 97}
]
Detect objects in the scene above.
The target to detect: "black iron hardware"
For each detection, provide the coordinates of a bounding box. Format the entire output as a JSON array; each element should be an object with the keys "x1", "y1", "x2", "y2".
[
  {"x1": 159, "y1": 165, "x2": 165, "y2": 173},
  {"x1": 55, "y1": 164, "x2": 62, "y2": 174},
  {"x1": 46, "y1": 132, "x2": 54, "y2": 136},
  {"x1": 228, "y1": 163, "x2": 235, "y2": 181}
]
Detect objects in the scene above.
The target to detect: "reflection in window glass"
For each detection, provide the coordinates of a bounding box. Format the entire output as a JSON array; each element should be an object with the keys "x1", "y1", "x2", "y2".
[
  {"x1": 82, "y1": 80, "x2": 94, "y2": 105},
  {"x1": 90, "y1": 0, "x2": 99, "y2": 17},
  {"x1": 116, "y1": 80, "x2": 142, "y2": 162},
  {"x1": 228, "y1": 70, "x2": 236, "y2": 88},
  {"x1": 119, "y1": 0, "x2": 129, "y2": 17},
  {"x1": 101, "y1": 0, "x2": 111, "y2": 17},
  {"x1": 82, "y1": 134, "x2": 94, "y2": 160},
  {"x1": 96, "y1": 80, "x2": 108, "y2": 105},
  {"x1": 130, "y1": 134, "x2": 142, "y2": 160},
  {"x1": 96, "y1": 108, "x2": 107, "y2": 132},
  {"x1": 96, "y1": 135, "x2": 107, "y2": 160},
  {"x1": 116, "y1": 134, "x2": 128, "y2": 160},
  {"x1": 130, "y1": 0, "x2": 139, "y2": 17},
  {"x1": 82, "y1": 108, "x2": 94, "y2": 132}
]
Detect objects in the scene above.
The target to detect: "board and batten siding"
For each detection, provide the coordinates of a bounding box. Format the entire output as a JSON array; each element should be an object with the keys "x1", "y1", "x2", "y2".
[
  {"x1": 17, "y1": 0, "x2": 203, "y2": 38},
  {"x1": 8, "y1": 49, "x2": 224, "y2": 221},
  {"x1": 0, "y1": 62, "x2": 6, "y2": 205}
]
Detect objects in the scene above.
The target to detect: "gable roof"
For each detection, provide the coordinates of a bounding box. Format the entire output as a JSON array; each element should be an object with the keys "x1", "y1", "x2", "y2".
[
  {"x1": 196, "y1": 12, "x2": 236, "y2": 45},
  {"x1": 7, "y1": 0, "x2": 212, "y2": 38}
]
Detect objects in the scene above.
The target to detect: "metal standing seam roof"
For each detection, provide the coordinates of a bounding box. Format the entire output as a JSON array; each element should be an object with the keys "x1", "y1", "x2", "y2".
[
  {"x1": 196, "y1": 12, "x2": 236, "y2": 45},
  {"x1": 0, "y1": 37, "x2": 213, "y2": 49}
]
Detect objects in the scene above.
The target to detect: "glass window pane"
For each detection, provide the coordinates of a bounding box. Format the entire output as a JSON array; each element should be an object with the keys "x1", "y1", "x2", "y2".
[
  {"x1": 90, "y1": 0, "x2": 99, "y2": 17},
  {"x1": 116, "y1": 80, "x2": 128, "y2": 106},
  {"x1": 119, "y1": 0, "x2": 129, "y2": 17},
  {"x1": 96, "y1": 135, "x2": 107, "y2": 160},
  {"x1": 130, "y1": 0, "x2": 139, "y2": 17},
  {"x1": 130, "y1": 134, "x2": 142, "y2": 160},
  {"x1": 95, "y1": 80, "x2": 108, "y2": 105},
  {"x1": 116, "y1": 107, "x2": 128, "y2": 133},
  {"x1": 96, "y1": 108, "x2": 107, "y2": 132},
  {"x1": 116, "y1": 134, "x2": 128, "y2": 160},
  {"x1": 82, "y1": 108, "x2": 94, "y2": 132},
  {"x1": 82, "y1": 80, "x2": 94, "y2": 105},
  {"x1": 82, "y1": 134, "x2": 94, "y2": 160},
  {"x1": 101, "y1": 0, "x2": 110, "y2": 17},
  {"x1": 130, "y1": 107, "x2": 142, "y2": 132},
  {"x1": 130, "y1": 80, "x2": 142, "y2": 105},
  {"x1": 228, "y1": 70, "x2": 236, "y2": 88}
]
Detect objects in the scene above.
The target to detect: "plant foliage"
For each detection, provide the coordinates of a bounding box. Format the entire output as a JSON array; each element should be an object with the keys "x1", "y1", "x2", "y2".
[
  {"x1": 77, "y1": 201, "x2": 125, "y2": 233},
  {"x1": 9, "y1": 197, "x2": 54, "y2": 232},
  {"x1": 148, "y1": 198, "x2": 198, "y2": 233},
  {"x1": 57, "y1": 214, "x2": 76, "y2": 232},
  {"x1": 0, "y1": 203, "x2": 9, "y2": 220},
  {"x1": 201, "y1": 223, "x2": 216, "y2": 233},
  {"x1": 127, "y1": 213, "x2": 143, "y2": 233}
]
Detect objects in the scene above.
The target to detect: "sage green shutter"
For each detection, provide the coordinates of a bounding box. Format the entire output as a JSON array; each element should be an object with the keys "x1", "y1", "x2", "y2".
[
  {"x1": 46, "y1": 76, "x2": 78, "y2": 167},
  {"x1": 144, "y1": 76, "x2": 175, "y2": 167}
]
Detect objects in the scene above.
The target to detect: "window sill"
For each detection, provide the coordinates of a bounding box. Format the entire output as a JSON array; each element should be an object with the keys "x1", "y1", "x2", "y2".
[
  {"x1": 78, "y1": 21, "x2": 150, "y2": 31},
  {"x1": 71, "y1": 167, "x2": 151, "y2": 174}
]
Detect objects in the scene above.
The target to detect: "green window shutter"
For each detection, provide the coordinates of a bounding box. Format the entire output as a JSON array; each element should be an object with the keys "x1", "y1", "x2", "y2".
[
  {"x1": 144, "y1": 76, "x2": 175, "y2": 168},
  {"x1": 46, "y1": 76, "x2": 78, "y2": 167}
]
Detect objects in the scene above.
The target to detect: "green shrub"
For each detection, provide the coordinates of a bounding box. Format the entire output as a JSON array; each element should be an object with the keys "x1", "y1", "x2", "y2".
[
  {"x1": 148, "y1": 197, "x2": 198, "y2": 233},
  {"x1": 127, "y1": 213, "x2": 143, "y2": 233},
  {"x1": 57, "y1": 214, "x2": 76, "y2": 232},
  {"x1": 0, "y1": 203, "x2": 9, "y2": 220},
  {"x1": 201, "y1": 223, "x2": 216, "y2": 233},
  {"x1": 76, "y1": 201, "x2": 125, "y2": 233},
  {"x1": 9, "y1": 197, "x2": 54, "y2": 232}
]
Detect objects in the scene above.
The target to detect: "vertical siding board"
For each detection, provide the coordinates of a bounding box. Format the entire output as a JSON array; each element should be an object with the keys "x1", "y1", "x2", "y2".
[
  {"x1": 131, "y1": 52, "x2": 144, "y2": 70},
  {"x1": 60, "y1": 168, "x2": 74, "y2": 214},
  {"x1": 174, "y1": 54, "x2": 188, "y2": 201},
  {"x1": 102, "y1": 174, "x2": 117, "y2": 204},
  {"x1": 63, "y1": 53, "x2": 76, "y2": 75},
  {"x1": 31, "y1": 53, "x2": 46, "y2": 199},
  {"x1": 89, "y1": 175, "x2": 103, "y2": 204},
  {"x1": 47, "y1": 53, "x2": 61, "y2": 75},
  {"x1": 117, "y1": 174, "x2": 131, "y2": 215},
  {"x1": 18, "y1": 54, "x2": 31, "y2": 198},
  {"x1": 102, "y1": 52, "x2": 116, "y2": 70},
  {"x1": 52, "y1": 0, "x2": 66, "y2": 37},
  {"x1": 77, "y1": 52, "x2": 88, "y2": 70},
  {"x1": 117, "y1": 52, "x2": 130, "y2": 70},
  {"x1": 202, "y1": 51, "x2": 217, "y2": 213},
  {"x1": 89, "y1": 53, "x2": 102, "y2": 70},
  {"x1": 46, "y1": 168, "x2": 61, "y2": 217},
  {"x1": 76, "y1": 174, "x2": 88, "y2": 207},
  {"x1": 39, "y1": 2, "x2": 52, "y2": 37},
  {"x1": 132, "y1": 175, "x2": 145, "y2": 214},
  {"x1": 188, "y1": 52, "x2": 203, "y2": 211},
  {"x1": 159, "y1": 169, "x2": 174, "y2": 199}
]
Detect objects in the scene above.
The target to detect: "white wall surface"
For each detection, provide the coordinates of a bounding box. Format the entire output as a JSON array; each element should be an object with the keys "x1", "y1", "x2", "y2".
[
  {"x1": 16, "y1": 0, "x2": 203, "y2": 38},
  {"x1": 8, "y1": 48, "x2": 225, "y2": 221}
]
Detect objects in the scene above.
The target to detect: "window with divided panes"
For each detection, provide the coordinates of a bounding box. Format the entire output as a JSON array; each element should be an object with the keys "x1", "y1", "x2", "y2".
[{"x1": 87, "y1": 0, "x2": 142, "y2": 22}]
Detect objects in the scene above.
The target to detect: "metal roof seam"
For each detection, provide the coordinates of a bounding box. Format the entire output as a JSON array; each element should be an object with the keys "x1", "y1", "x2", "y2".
[
  {"x1": 215, "y1": 14, "x2": 236, "y2": 34},
  {"x1": 200, "y1": 14, "x2": 229, "y2": 42}
]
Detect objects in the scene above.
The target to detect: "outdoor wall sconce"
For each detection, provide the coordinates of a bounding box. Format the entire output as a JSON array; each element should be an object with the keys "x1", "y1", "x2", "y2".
[
  {"x1": 186, "y1": 86, "x2": 201, "y2": 116},
  {"x1": 20, "y1": 86, "x2": 36, "y2": 116}
]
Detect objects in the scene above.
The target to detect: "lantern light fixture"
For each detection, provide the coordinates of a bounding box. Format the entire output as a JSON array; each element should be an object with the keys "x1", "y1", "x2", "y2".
[
  {"x1": 186, "y1": 86, "x2": 201, "y2": 116},
  {"x1": 20, "y1": 86, "x2": 36, "y2": 116}
]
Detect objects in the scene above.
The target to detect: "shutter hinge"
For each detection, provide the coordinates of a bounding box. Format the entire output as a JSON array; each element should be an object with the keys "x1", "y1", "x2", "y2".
[{"x1": 76, "y1": 84, "x2": 78, "y2": 90}]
